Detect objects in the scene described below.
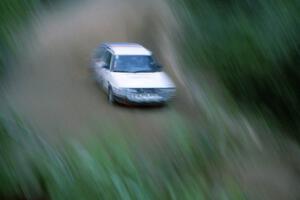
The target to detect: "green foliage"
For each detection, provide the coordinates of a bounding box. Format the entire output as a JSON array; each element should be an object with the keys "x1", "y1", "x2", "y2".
[
  {"x1": 0, "y1": 0, "x2": 41, "y2": 76},
  {"x1": 173, "y1": 0, "x2": 300, "y2": 132},
  {"x1": 0, "y1": 115, "x2": 248, "y2": 199}
]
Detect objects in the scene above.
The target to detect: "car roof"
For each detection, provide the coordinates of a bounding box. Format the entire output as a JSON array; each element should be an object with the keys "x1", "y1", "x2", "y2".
[{"x1": 101, "y1": 43, "x2": 152, "y2": 56}]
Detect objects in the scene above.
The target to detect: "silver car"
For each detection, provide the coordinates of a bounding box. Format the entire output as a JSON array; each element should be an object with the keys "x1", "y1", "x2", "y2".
[{"x1": 91, "y1": 43, "x2": 176, "y2": 105}]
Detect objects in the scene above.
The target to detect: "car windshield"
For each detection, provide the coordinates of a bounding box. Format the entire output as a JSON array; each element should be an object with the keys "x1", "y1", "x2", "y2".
[{"x1": 112, "y1": 55, "x2": 161, "y2": 73}]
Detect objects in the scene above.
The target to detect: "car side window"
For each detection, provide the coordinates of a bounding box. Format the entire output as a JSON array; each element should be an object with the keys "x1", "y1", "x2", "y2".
[
  {"x1": 93, "y1": 47, "x2": 103, "y2": 60},
  {"x1": 103, "y1": 51, "x2": 112, "y2": 69}
]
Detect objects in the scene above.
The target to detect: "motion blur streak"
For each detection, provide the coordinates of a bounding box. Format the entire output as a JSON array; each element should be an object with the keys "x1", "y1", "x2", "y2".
[
  {"x1": 3, "y1": 0, "x2": 190, "y2": 142},
  {"x1": 1, "y1": 0, "x2": 300, "y2": 199}
]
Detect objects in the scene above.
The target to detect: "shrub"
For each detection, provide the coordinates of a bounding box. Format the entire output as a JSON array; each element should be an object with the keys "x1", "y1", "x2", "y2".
[
  {"x1": 0, "y1": 115, "x2": 247, "y2": 199},
  {"x1": 172, "y1": 0, "x2": 300, "y2": 133}
]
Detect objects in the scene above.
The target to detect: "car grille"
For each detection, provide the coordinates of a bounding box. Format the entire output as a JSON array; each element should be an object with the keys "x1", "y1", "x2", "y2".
[
  {"x1": 134, "y1": 88, "x2": 175, "y2": 98},
  {"x1": 135, "y1": 88, "x2": 161, "y2": 94}
]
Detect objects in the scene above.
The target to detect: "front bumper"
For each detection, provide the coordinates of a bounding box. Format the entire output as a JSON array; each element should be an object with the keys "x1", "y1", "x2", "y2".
[{"x1": 112, "y1": 88, "x2": 175, "y2": 105}]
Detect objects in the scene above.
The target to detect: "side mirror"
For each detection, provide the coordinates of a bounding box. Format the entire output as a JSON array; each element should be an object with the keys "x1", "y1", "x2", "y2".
[
  {"x1": 96, "y1": 61, "x2": 106, "y2": 68},
  {"x1": 157, "y1": 64, "x2": 163, "y2": 71}
]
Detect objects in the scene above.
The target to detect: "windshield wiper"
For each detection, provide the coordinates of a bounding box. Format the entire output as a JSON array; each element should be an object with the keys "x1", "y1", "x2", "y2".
[
  {"x1": 113, "y1": 70, "x2": 128, "y2": 72},
  {"x1": 132, "y1": 70, "x2": 152, "y2": 73}
]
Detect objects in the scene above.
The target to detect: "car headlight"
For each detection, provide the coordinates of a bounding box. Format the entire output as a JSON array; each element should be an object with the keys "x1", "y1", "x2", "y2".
[
  {"x1": 112, "y1": 87, "x2": 137, "y2": 96},
  {"x1": 161, "y1": 88, "x2": 176, "y2": 93},
  {"x1": 125, "y1": 88, "x2": 138, "y2": 93},
  {"x1": 158, "y1": 88, "x2": 176, "y2": 98}
]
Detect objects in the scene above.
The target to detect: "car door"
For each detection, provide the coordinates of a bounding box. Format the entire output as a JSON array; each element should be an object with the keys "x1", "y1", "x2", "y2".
[
  {"x1": 92, "y1": 47, "x2": 105, "y2": 82},
  {"x1": 100, "y1": 50, "x2": 112, "y2": 91}
]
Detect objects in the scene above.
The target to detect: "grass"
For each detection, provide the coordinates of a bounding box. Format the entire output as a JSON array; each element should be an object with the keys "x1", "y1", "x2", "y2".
[{"x1": 0, "y1": 112, "x2": 249, "y2": 199}]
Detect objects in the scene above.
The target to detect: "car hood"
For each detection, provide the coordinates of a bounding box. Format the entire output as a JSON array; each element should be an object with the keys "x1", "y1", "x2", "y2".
[{"x1": 111, "y1": 72, "x2": 175, "y2": 88}]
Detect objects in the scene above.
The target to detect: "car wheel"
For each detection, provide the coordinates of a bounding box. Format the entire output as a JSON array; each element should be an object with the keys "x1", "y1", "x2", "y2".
[{"x1": 108, "y1": 87, "x2": 115, "y2": 104}]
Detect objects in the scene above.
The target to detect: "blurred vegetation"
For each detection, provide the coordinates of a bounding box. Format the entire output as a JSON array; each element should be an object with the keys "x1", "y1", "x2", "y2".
[
  {"x1": 1, "y1": 0, "x2": 300, "y2": 199},
  {"x1": 173, "y1": 0, "x2": 300, "y2": 135},
  {"x1": 0, "y1": 0, "x2": 41, "y2": 76},
  {"x1": 0, "y1": 114, "x2": 249, "y2": 199}
]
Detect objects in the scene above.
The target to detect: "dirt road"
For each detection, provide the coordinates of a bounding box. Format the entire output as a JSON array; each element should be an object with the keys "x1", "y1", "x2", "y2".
[{"x1": 2, "y1": 0, "x2": 196, "y2": 143}]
